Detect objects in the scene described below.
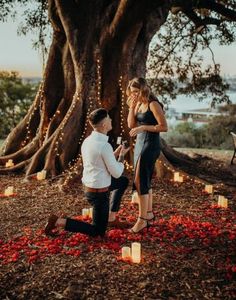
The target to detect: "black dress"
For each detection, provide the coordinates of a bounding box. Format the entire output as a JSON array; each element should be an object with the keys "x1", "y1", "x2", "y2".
[{"x1": 133, "y1": 100, "x2": 161, "y2": 195}]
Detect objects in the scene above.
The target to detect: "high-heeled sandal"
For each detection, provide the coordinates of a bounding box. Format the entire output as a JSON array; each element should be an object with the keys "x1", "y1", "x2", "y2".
[
  {"x1": 147, "y1": 211, "x2": 156, "y2": 221},
  {"x1": 129, "y1": 216, "x2": 149, "y2": 233}
]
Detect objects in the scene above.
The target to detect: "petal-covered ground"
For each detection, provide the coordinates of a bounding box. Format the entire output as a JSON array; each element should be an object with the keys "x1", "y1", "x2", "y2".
[{"x1": 0, "y1": 152, "x2": 236, "y2": 299}]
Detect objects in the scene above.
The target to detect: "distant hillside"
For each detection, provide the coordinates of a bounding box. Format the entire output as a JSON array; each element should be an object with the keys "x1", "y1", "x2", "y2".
[
  {"x1": 22, "y1": 77, "x2": 42, "y2": 84},
  {"x1": 22, "y1": 75, "x2": 236, "y2": 91}
]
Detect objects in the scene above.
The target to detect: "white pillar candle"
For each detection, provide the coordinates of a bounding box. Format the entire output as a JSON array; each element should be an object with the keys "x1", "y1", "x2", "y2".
[
  {"x1": 174, "y1": 172, "x2": 180, "y2": 182},
  {"x1": 117, "y1": 136, "x2": 122, "y2": 145},
  {"x1": 221, "y1": 197, "x2": 228, "y2": 208},
  {"x1": 4, "y1": 186, "x2": 14, "y2": 196},
  {"x1": 178, "y1": 175, "x2": 184, "y2": 182},
  {"x1": 218, "y1": 195, "x2": 225, "y2": 207},
  {"x1": 131, "y1": 191, "x2": 139, "y2": 204},
  {"x1": 205, "y1": 185, "x2": 213, "y2": 194},
  {"x1": 131, "y1": 242, "x2": 141, "y2": 263},
  {"x1": 82, "y1": 208, "x2": 89, "y2": 216},
  {"x1": 121, "y1": 247, "x2": 131, "y2": 259},
  {"x1": 89, "y1": 207, "x2": 93, "y2": 218}
]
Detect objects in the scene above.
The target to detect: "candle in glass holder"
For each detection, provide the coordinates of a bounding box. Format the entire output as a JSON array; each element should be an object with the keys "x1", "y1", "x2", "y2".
[
  {"x1": 205, "y1": 184, "x2": 213, "y2": 194},
  {"x1": 174, "y1": 172, "x2": 180, "y2": 182},
  {"x1": 4, "y1": 186, "x2": 14, "y2": 196},
  {"x1": 121, "y1": 246, "x2": 131, "y2": 259},
  {"x1": 131, "y1": 242, "x2": 141, "y2": 263},
  {"x1": 117, "y1": 136, "x2": 122, "y2": 145},
  {"x1": 5, "y1": 159, "x2": 14, "y2": 168}
]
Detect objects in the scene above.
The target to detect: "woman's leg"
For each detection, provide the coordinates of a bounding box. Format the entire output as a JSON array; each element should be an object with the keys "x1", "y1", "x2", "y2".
[
  {"x1": 147, "y1": 188, "x2": 154, "y2": 220},
  {"x1": 130, "y1": 158, "x2": 149, "y2": 232},
  {"x1": 130, "y1": 193, "x2": 149, "y2": 232}
]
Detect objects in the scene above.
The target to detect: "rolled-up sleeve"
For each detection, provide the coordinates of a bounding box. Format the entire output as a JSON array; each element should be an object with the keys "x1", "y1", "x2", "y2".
[{"x1": 101, "y1": 143, "x2": 124, "y2": 178}]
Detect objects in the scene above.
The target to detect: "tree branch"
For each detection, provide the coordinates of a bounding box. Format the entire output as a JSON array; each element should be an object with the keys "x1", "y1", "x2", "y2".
[
  {"x1": 183, "y1": 9, "x2": 221, "y2": 32},
  {"x1": 197, "y1": 0, "x2": 236, "y2": 22},
  {"x1": 172, "y1": 0, "x2": 236, "y2": 22}
]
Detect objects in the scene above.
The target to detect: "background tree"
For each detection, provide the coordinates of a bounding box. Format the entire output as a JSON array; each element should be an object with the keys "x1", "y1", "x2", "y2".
[
  {"x1": 0, "y1": 71, "x2": 37, "y2": 139},
  {"x1": 204, "y1": 104, "x2": 236, "y2": 149},
  {"x1": 164, "y1": 104, "x2": 236, "y2": 149},
  {"x1": 0, "y1": 0, "x2": 236, "y2": 182}
]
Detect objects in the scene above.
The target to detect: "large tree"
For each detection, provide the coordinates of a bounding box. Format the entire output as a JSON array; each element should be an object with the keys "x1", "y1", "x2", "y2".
[{"x1": 0, "y1": 0, "x2": 236, "y2": 182}]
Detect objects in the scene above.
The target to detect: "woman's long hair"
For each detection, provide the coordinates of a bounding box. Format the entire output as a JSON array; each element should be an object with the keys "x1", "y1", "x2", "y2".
[{"x1": 126, "y1": 77, "x2": 164, "y2": 111}]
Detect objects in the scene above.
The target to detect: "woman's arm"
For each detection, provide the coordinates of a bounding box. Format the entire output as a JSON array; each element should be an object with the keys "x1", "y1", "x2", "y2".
[
  {"x1": 127, "y1": 107, "x2": 136, "y2": 129},
  {"x1": 143, "y1": 101, "x2": 168, "y2": 132}
]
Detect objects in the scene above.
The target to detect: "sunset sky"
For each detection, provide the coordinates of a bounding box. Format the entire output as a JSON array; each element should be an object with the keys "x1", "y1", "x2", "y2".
[{"x1": 1, "y1": 18, "x2": 236, "y2": 78}]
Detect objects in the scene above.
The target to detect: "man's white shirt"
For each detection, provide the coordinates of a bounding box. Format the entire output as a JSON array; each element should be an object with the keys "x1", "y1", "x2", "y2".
[{"x1": 81, "y1": 131, "x2": 124, "y2": 188}]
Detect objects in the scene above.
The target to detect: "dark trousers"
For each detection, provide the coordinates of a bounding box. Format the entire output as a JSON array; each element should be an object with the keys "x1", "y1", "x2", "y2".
[{"x1": 65, "y1": 176, "x2": 129, "y2": 237}]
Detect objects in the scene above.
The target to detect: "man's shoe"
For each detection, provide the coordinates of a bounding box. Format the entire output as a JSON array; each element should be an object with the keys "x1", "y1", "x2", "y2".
[
  {"x1": 108, "y1": 218, "x2": 130, "y2": 229},
  {"x1": 45, "y1": 214, "x2": 58, "y2": 236}
]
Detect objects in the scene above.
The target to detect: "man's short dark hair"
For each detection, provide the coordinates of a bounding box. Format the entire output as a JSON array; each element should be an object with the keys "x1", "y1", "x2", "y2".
[{"x1": 88, "y1": 108, "x2": 108, "y2": 125}]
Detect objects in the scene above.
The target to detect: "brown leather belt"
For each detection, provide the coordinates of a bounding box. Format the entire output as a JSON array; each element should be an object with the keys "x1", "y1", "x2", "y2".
[{"x1": 84, "y1": 186, "x2": 109, "y2": 193}]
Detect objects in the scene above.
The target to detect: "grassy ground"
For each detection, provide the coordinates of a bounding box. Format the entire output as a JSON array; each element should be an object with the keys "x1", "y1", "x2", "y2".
[{"x1": 176, "y1": 148, "x2": 234, "y2": 165}]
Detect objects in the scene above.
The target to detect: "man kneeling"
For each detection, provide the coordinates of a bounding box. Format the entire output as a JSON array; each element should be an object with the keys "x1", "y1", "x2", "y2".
[{"x1": 45, "y1": 108, "x2": 129, "y2": 237}]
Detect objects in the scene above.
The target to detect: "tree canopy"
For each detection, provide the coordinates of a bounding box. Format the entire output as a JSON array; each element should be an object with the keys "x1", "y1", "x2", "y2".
[{"x1": 1, "y1": 0, "x2": 236, "y2": 105}]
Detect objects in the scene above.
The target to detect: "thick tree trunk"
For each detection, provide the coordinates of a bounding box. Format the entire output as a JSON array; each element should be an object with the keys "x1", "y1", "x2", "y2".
[{"x1": 0, "y1": 0, "x2": 170, "y2": 178}]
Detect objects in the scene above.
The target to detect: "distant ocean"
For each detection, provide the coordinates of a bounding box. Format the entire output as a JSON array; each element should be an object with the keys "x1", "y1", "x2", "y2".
[{"x1": 168, "y1": 92, "x2": 236, "y2": 113}]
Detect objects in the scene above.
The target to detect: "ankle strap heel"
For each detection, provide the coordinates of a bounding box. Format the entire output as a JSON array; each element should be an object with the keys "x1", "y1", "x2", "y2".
[
  {"x1": 147, "y1": 211, "x2": 155, "y2": 221},
  {"x1": 129, "y1": 217, "x2": 149, "y2": 234},
  {"x1": 138, "y1": 217, "x2": 150, "y2": 229}
]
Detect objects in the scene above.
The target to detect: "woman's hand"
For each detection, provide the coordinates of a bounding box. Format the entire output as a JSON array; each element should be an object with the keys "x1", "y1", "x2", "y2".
[
  {"x1": 129, "y1": 126, "x2": 145, "y2": 137},
  {"x1": 127, "y1": 94, "x2": 138, "y2": 109}
]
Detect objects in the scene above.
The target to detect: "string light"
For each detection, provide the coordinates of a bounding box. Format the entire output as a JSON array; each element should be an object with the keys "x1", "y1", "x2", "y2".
[
  {"x1": 118, "y1": 75, "x2": 126, "y2": 138},
  {"x1": 61, "y1": 56, "x2": 103, "y2": 183},
  {"x1": 62, "y1": 95, "x2": 94, "y2": 183},
  {"x1": 64, "y1": 57, "x2": 102, "y2": 178},
  {"x1": 96, "y1": 58, "x2": 102, "y2": 107},
  {"x1": 22, "y1": 82, "x2": 45, "y2": 148},
  {"x1": 54, "y1": 92, "x2": 81, "y2": 157}
]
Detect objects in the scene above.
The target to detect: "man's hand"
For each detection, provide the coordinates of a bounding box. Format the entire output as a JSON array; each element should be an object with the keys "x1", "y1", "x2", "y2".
[
  {"x1": 118, "y1": 144, "x2": 130, "y2": 162},
  {"x1": 113, "y1": 145, "x2": 123, "y2": 158}
]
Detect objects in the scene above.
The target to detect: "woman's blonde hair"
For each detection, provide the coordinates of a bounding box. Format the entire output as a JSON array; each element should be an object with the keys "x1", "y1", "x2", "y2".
[
  {"x1": 126, "y1": 77, "x2": 150, "y2": 99},
  {"x1": 126, "y1": 77, "x2": 164, "y2": 110}
]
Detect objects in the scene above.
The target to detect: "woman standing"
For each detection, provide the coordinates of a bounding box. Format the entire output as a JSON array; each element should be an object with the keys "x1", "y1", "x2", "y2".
[{"x1": 127, "y1": 77, "x2": 168, "y2": 233}]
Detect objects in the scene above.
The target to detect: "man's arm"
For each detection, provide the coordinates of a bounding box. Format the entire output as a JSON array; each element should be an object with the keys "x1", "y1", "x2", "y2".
[{"x1": 102, "y1": 143, "x2": 124, "y2": 178}]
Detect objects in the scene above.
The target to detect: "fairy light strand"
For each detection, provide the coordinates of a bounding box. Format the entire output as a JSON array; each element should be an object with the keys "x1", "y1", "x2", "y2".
[
  {"x1": 62, "y1": 95, "x2": 94, "y2": 182},
  {"x1": 96, "y1": 58, "x2": 102, "y2": 107}
]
